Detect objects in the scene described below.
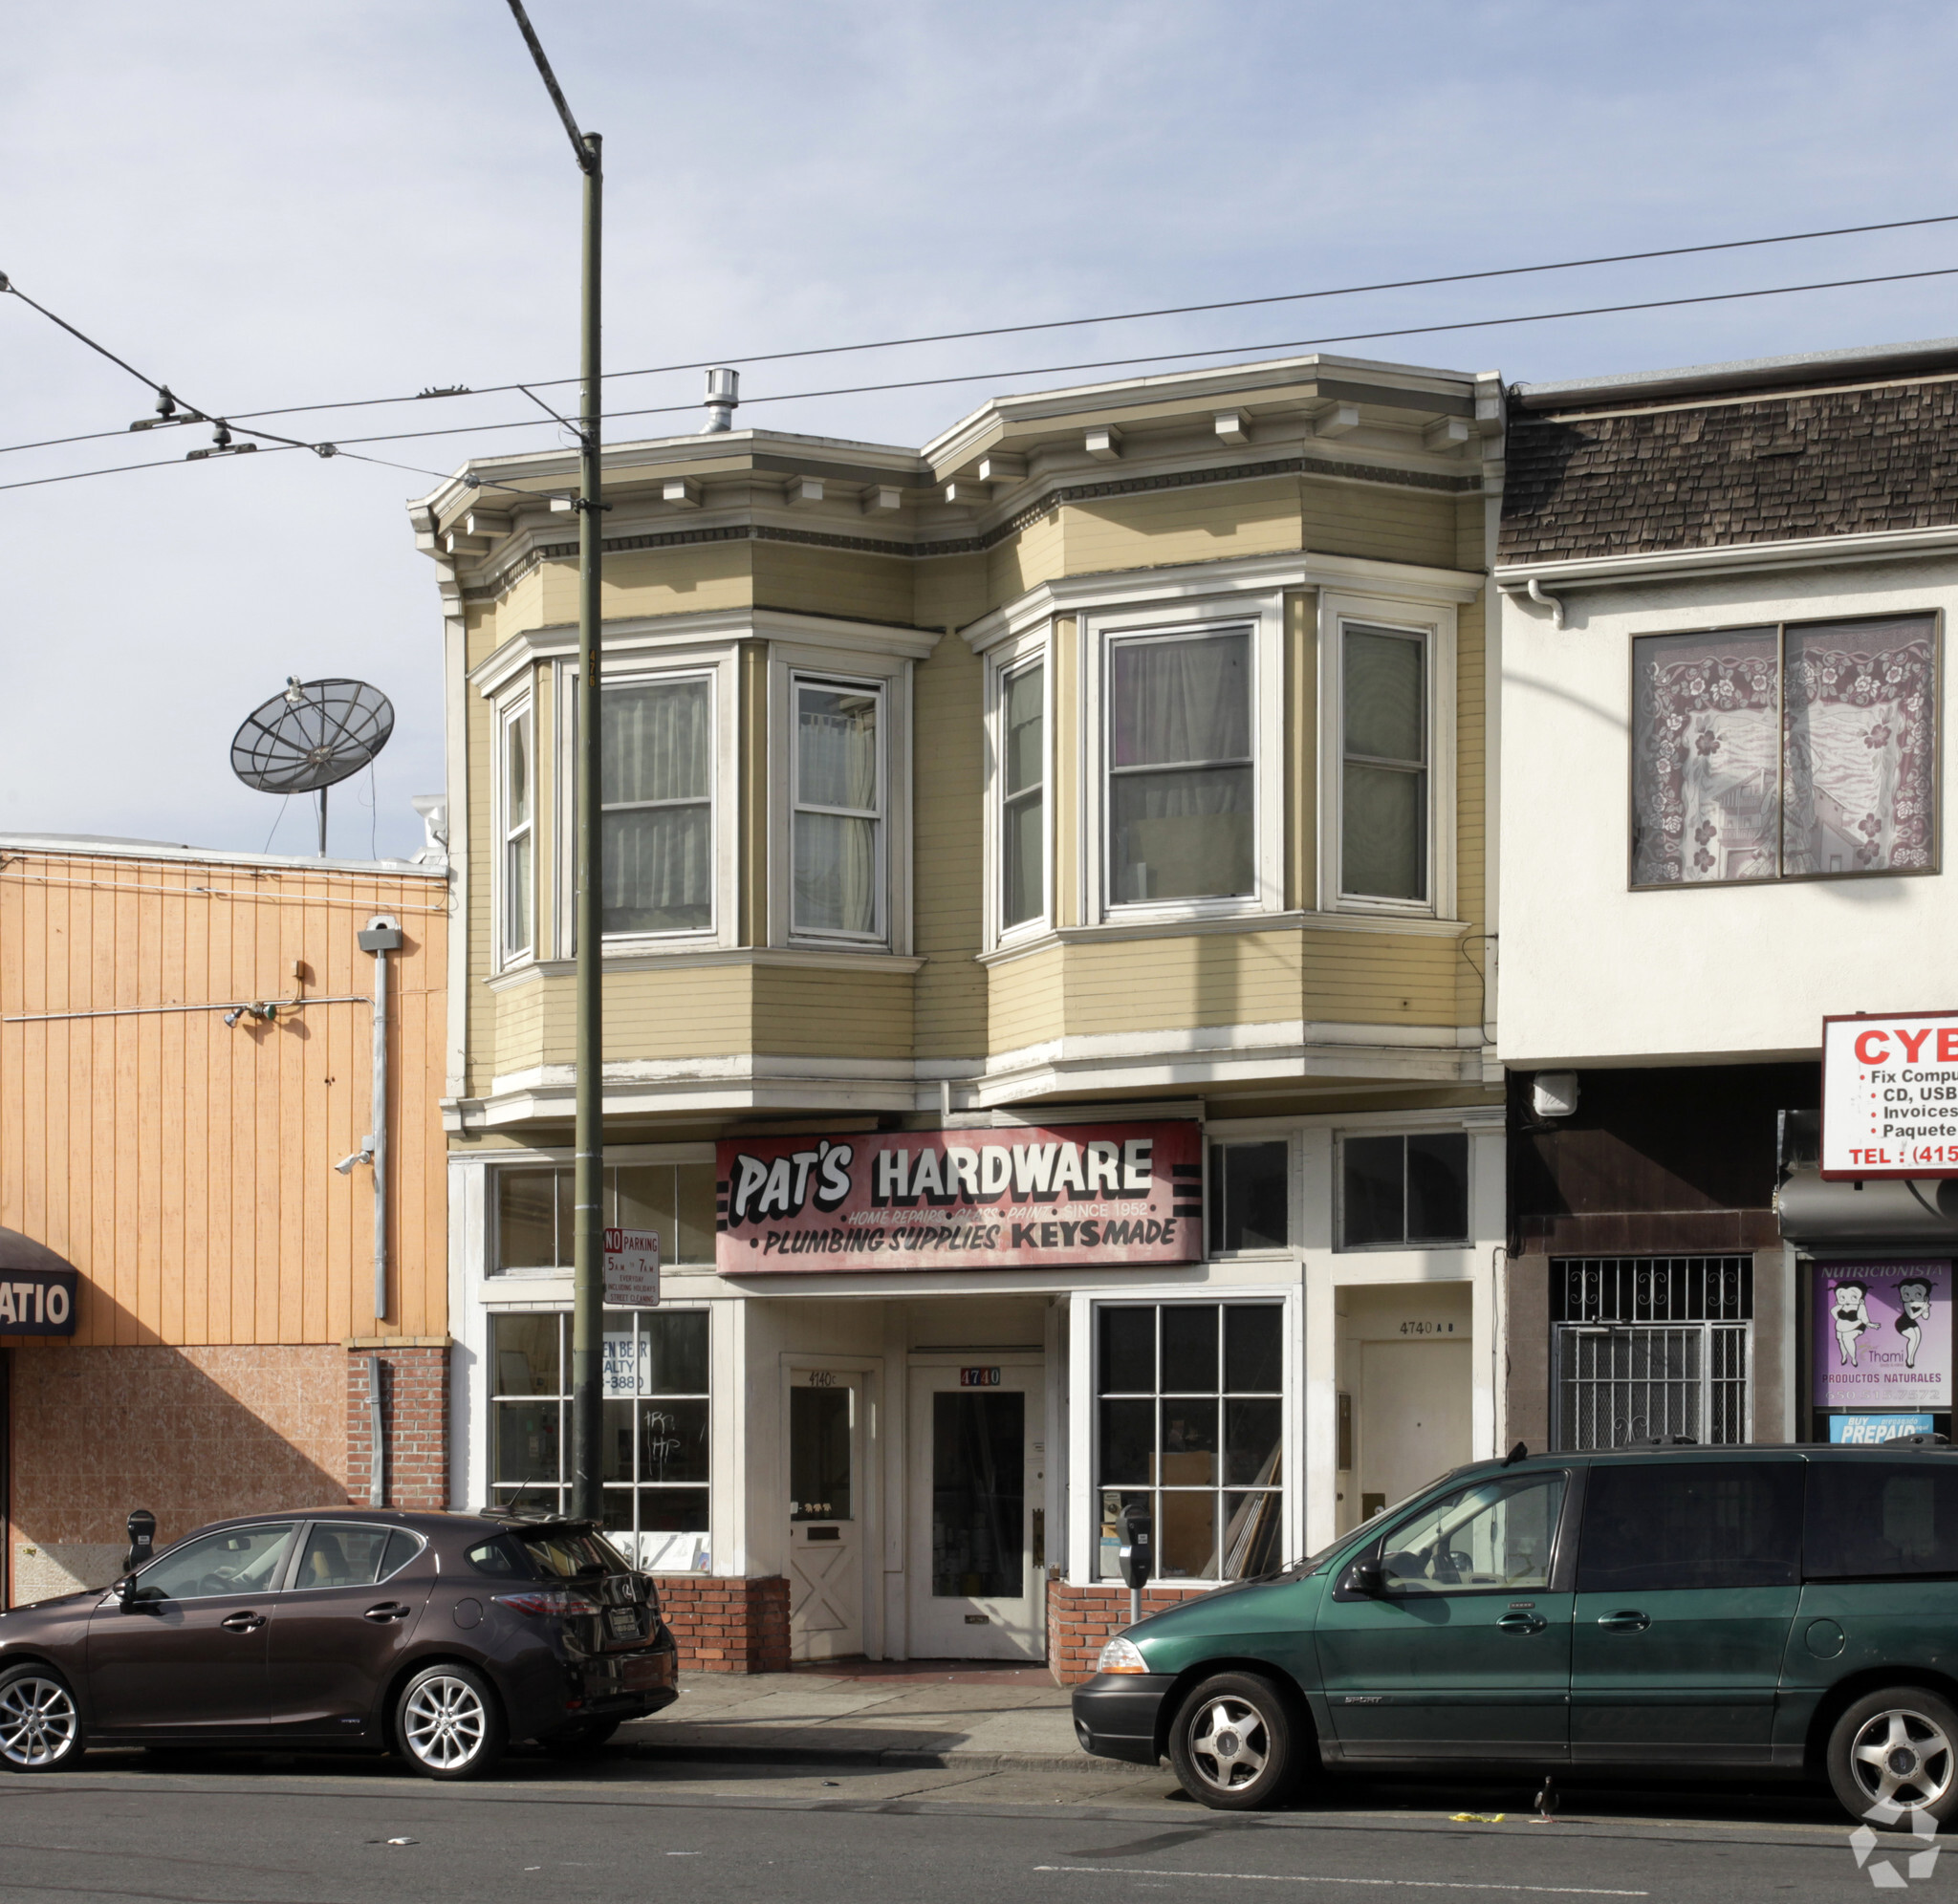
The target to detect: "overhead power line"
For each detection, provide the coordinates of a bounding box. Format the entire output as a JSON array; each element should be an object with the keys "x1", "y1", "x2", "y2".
[
  {"x1": 7, "y1": 257, "x2": 1958, "y2": 496},
  {"x1": 5, "y1": 208, "x2": 1958, "y2": 461}
]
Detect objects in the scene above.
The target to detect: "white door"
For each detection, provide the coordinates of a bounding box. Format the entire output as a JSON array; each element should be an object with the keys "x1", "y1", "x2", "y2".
[
  {"x1": 788, "y1": 1370, "x2": 864, "y2": 1661},
  {"x1": 906, "y1": 1361, "x2": 1045, "y2": 1662},
  {"x1": 1359, "y1": 1339, "x2": 1472, "y2": 1519}
]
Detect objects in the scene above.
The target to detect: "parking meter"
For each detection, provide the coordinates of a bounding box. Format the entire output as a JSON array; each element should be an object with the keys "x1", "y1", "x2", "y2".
[
  {"x1": 1117, "y1": 1499, "x2": 1153, "y2": 1623},
  {"x1": 124, "y1": 1507, "x2": 156, "y2": 1579}
]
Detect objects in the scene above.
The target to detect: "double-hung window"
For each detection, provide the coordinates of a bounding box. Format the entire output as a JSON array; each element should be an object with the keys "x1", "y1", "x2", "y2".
[
  {"x1": 1630, "y1": 614, "x2": 1937, "y2": 886},
  {"x1": 1341, "y1": 623, "x2": 1429, "y2": 904},
  {"x1": 793, "y1": 676, "x2": 884, "y2": 940},
  {"x1": 501, "y1": 704, "x2": 534, "y2": 962},
  {"x1": 1107, "y1": 626, "x2": 1254, "y2": 906},
  {"x1": 1000, "y1": 660, "x2": 1046, "y2": 931},
  {"x1": 601, "y1": 674, "x2": 713, "y2": 936}
]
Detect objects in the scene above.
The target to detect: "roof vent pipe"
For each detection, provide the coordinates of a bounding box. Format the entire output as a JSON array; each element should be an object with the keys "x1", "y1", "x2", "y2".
[
  {"x1": 702, "y1": 367, "x2": 739, "y2": 433},
  {"x1": 1527, "y1": 577, "x2": 1566, "y2": 631}
]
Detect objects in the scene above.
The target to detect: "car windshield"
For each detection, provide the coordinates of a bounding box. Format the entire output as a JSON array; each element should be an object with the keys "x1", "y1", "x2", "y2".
[{"x1": 519, "y1": 1529, "x2": 626, "y2": 1578}]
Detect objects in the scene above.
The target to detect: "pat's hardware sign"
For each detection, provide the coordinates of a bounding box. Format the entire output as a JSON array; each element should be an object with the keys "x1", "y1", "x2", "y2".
[{"x1": 715, "y1": 1120, "x2": 1202, "y2": 1272}]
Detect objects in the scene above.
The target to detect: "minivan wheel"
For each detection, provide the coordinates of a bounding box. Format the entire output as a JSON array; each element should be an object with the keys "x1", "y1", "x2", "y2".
[
  {"x1": 1827, "y1": 1686, "x2": 1958, "y2": 1828},
  {"x1": 0, "y1": 1665, "x2": 84, "y2": 1773},
  {"x1": 396, "y1": 1665, "x2": 506, "y2": 1781},
  {"x1": 1167, "y1": 1672, "x2": 1299, "y2": 1810}
]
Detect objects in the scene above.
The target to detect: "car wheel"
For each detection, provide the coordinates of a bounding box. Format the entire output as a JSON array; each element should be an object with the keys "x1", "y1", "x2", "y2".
[
  {"x1": 396, "y1": 1665, "x2": 506, "y2": 1781},
  {"x1": 541, "y1": 1716, "x2": 622, "y2": 1758},
  {"x1": 1167, "y1": 1672, "x2": 1299, "y2": 1810},
  {"x1": 0, "y1": 1665, "x2": 84, "y2": 1774},
  {"x1": 1828, "y1": 1686, "x2": 1958, "y2": 1828}
]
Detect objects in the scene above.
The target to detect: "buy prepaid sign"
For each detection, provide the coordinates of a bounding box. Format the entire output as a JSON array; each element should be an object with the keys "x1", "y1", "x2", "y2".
[{"x1": 1823, "y1": 1011, "x2": 1958, "y2": 1178}]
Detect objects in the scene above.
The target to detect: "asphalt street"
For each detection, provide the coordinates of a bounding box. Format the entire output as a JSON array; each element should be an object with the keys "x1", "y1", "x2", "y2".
[{"x1": 0, "y1": 1748, "x2": 1901, "y2": 1904}]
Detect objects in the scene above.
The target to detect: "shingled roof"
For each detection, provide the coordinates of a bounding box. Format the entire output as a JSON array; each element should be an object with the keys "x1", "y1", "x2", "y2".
[{"x1": 1499, "y1": 352, "x2": 1958, "y2": 568}]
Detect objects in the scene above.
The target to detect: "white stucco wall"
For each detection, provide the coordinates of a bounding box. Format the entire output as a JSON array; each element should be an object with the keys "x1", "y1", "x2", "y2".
[{"x1": 1498, "y1": 556, "x2": 1958, "y2": 1068}]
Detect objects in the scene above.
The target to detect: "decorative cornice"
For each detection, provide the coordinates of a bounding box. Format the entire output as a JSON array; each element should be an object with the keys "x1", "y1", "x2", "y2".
[{"x1": 455, "y1": 453, "x2": 1488, "y2": 607}]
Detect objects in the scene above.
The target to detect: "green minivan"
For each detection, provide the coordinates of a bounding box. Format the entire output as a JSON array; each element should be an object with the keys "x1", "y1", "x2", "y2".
[{"x1": 1072, "y1": 1443, "x2": 1958, "y2": 1823}]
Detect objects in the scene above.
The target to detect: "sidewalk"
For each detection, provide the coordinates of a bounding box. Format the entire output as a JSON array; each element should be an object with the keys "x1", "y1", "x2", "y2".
[{"x1": 615, "y1": 1659, "x2": 1119, "y2": 1776}]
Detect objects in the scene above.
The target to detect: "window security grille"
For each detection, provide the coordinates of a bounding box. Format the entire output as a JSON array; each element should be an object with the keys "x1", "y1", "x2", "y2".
[{"x1": 1552, "y1": 1256, "x2": 1752, "y2": 1451}]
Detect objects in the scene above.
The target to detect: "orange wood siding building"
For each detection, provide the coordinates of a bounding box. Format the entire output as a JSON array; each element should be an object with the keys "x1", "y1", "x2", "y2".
[{"x1": 0, "y1": 838, "x2": 450, "y2": 1604}]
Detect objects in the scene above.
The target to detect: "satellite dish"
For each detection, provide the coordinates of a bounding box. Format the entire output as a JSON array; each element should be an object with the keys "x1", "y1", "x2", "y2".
[{"x1": 231, "y1": 677, "x2": 394, "y2": 857}]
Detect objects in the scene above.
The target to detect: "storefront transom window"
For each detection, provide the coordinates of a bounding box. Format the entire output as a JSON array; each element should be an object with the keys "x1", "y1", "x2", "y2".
[
  {"x1": 494, "y1": 1162, "x2": 716, "y2": 1274},
  {"x1": 1097, "y1": 1301, "x2": 1283, "y2": 1582},
  {"x1": 490, "y1": 1308, "x2": 710, "y2": 1569}
]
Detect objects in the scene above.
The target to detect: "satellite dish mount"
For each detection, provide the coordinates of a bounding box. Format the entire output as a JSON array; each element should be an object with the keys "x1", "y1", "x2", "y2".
[{"x1": 230, "y1": 678, "x2": 395, "y2": 857}]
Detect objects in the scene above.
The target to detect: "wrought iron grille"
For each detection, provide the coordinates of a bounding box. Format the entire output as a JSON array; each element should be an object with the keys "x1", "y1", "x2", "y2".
[
  {"x1": 1552, "y1": 1256, "x2": 1753, "y2": 1451},
  {"x1": 1553, "y1": 1255, "x2": 1752, "y2": 1325}
]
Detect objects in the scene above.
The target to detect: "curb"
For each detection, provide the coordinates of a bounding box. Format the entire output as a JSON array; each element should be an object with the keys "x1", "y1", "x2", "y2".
[{"x1": 615, "y1": 1739, "x2": 1151, "y2": 1778}]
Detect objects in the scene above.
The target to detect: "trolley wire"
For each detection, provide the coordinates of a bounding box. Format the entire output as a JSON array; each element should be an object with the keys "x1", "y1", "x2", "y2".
[{"x1": 5, "y1": 206, "x2": 1958, "y2": 461}]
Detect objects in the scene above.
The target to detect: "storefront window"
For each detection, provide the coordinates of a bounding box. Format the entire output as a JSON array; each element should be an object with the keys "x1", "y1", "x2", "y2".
[
  {"x1": 1096, "y1": 1301, "x2": 1283, "y2": 1582},
  {"x1": 493, "y1": 1162, "x2": 716, "y2": 1273},
  {"x1": 1207, "y1": 1140, "x2": 1289, "y2": 1252},
  {"x1": 490, "y1": 1309, "x2": 710, "y2": 1569}
]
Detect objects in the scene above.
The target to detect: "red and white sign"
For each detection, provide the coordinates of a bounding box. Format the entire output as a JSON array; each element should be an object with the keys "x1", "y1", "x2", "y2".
[
  {"x1": 602, "y1": 1227, "x2": 662, "y2": 1306},
  {"x1": 1822, "y1": 1011, "x2": 1958, "y2": 1179},
  {"x1": 714, "y1": 1120, "x2": 1203, "y2": 1273}
]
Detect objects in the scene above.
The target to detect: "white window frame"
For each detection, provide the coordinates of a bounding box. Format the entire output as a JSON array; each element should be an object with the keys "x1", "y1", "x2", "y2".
[
  {"x1": 1318, "y1": 590, "x2": 1457, "y2": 920},
  {"x1": 982, "y1": 624, "x2": 1053, "y2": 948},
  {"x1": 1332, "y1": 1124, "x2": 1474, "y2": 1253},
  {"x1": 1070, "y1": 1286, "x2": 1302, "y2": 1588},
  {"x1": 553, "y1": 647, "x2": 741, "y2": 956},
  {"x1": 494, "y1": 692, "x2": 535, "y2": 973},
  {"x1": 1080, "y1": 592, "x2": 1286, "y2": 927},
  {"x1": 768, "y1": 645, "x2": 915, "y2": 953}
]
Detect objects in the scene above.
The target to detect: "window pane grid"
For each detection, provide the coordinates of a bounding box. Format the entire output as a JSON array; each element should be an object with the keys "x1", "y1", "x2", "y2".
[
  {"x1": 1341, "y1": 624, "x2": 1428, "y2": 903},
  {"x1": 491, "y1": 1310, "x2": 710, "y2": 1560},
  {"x1": 503, "y1": 709, "x2": 533, "y2": 959},
  {"x1": 1096, "y1": 1302, "x2": 1283, "y2": 1582},
  {"x1": 494, "y1": 1163, "x2": 717, "y2": 1272},
  {"x1": 599, "y1": 676, "x2": 712, "y2": 937},
  {"x1": 794, "y1": 678, "x2": 883, "y2": 939}
]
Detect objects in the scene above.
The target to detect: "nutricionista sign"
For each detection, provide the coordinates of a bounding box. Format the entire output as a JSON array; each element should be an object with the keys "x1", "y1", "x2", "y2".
[
  {"x1": 714, "y1": 1120, "x2": 1203, "y2": 1272},
  {"x1": 1822, "y1": 1011, "x2": 1958, "y2": 1178}
]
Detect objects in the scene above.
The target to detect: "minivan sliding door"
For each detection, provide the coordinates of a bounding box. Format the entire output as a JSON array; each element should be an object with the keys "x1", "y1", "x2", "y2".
[{"x1": 1569, "y1": 1459, "x2": 1802, "y2": 1765}]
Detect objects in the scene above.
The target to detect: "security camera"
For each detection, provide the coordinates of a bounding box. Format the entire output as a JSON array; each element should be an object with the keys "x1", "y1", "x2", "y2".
[{"x1": 335, "y1": 1139, "x2": 376, "y2": 1176}]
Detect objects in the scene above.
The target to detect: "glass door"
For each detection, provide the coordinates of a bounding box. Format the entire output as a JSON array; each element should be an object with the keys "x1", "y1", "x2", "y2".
[
  {"x1": 906, "y1": 1361, "x2": 1045, "y2": 1661},
  {"x1": 788, "y1": 1371, "x2": 863, "y2": 1660}
]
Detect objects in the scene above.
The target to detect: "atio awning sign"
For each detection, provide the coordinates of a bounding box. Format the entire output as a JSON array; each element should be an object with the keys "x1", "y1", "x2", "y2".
[
  {"x1": 715, "y1": 1120, "x2": 1203, "y2": 1272},
  {"x1": 1822, "y1": 1011, "x2": 1958, "y2": 1179}
]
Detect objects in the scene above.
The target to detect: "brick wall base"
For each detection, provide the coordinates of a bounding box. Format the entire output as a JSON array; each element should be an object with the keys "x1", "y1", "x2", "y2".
[
  {"x1": 344, "y1": 1344, "x2": 448, "y2": 1511},
  {"x1": 653, "y1": 1573, "x2": 791, "y2": 1672},
  {"x1": 1048, "y1": 1578, "x2": 1214, "y2": 1684}
]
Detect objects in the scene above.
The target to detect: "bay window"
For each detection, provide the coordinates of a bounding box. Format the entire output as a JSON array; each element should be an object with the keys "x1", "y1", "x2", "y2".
[
  {"x1": 1340, "y1": 623, "x2": 1429, "y2": 904},
  {"x1": 600, "y1": 675, "x2": 713, "y2": 935},
  {"x1": 1108, "y1": 627, "x2": 1254, "y2": 906},
  {"x1": 500, "y1": 704, "x2": 533, "y2": 962},
  {"x1": 1631, "y1": 614, "x2": 1937, "y2": 886},
  {"x1": 793, "y1": 675, "x2": 884, "y2": 940},
  {"x1": 1001, "y1": 659, "x2": 1046, "y2": 931}
]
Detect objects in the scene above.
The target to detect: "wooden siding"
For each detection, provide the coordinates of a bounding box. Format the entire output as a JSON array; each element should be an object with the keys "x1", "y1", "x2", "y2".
[
  {"x1": 1062, "y1": 477, "x2": 1300, "y2": 575},
  {"x1": 913, "y1": 628, "x2": 985, "y2": 1058},
  {"x1": 0, "y1": 851, "x2": 449, "y2": 1347}
]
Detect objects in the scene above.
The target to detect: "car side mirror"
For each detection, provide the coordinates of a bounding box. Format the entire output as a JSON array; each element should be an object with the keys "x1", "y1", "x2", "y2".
[
  {"x1": 1339, "y1": 1558, "x2": 1384, "y2": 1597},
  {"x1": 117, "y1": 1574, "x2": 138, "y2": 1612}
]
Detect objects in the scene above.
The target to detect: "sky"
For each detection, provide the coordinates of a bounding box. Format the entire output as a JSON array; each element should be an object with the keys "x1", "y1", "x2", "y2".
[{"x1": 7, "y1": 0, "x2": 1958, "y2": 860}]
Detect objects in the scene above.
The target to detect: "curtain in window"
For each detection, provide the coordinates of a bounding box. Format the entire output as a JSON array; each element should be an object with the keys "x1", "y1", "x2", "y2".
[
  {"x1": 1632, "y1": 629, "x2": 1779, "y2": 885},
  {"x1": 601, "y1": 681, "x2": 711, "y2": 933},
  {"x1": 1782, "y1": 619, "x2": 1935, "y2": 875},
  {"x1": 794, "y1": 687, "x2": 879, "y2": 935},
  {"x1": 1109, "y1": 632, "x2": 1252, "y2": 901}
]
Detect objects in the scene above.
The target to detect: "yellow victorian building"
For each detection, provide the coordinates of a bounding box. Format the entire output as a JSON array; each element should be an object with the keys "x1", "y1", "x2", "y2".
[{"x1": 415, "y1": 353, "x2": 1506, "y2": 1677}]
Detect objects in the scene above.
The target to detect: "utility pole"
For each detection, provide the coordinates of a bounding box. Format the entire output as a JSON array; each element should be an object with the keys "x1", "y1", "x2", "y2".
[{"x1": 506, "y1": 0, "x2": 606, "y2": 1524}]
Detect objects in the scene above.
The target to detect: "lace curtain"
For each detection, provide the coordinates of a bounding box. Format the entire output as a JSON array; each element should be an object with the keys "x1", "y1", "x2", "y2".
[
  {"x1": 1632, "y1": 617, "x2": 1934, "y2": 885},
  {"x1": 1109, "y1": 630, "x2": 1253, "y2": 902},
  {"x1": 794, "y1": 685, "x2": 880, "y2": 936},
  {"x1": 601, "y1": 679, "x2": 712, "y2": 933}
]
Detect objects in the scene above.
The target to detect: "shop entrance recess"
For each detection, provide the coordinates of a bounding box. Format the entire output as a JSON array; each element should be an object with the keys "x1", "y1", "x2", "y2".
[
  {"x1": 787, "y1": 1368, "x2": 869, "y2": 1660},
  {"x1": 907, "y1": 1359, "x2": 1045, "y2": 1662}
]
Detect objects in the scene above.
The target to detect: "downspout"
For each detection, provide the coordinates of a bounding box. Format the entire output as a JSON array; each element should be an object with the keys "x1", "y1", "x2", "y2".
[
  {"x1": 359, "y1": 917, "x2": 404, "y2": 1323},
  {"x1": 366, "y1": 1354, "x2": 385, "y2": 1507},
  {"x1": 1526, "y1": 577, "x2": 1565, "y2": 631}
]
